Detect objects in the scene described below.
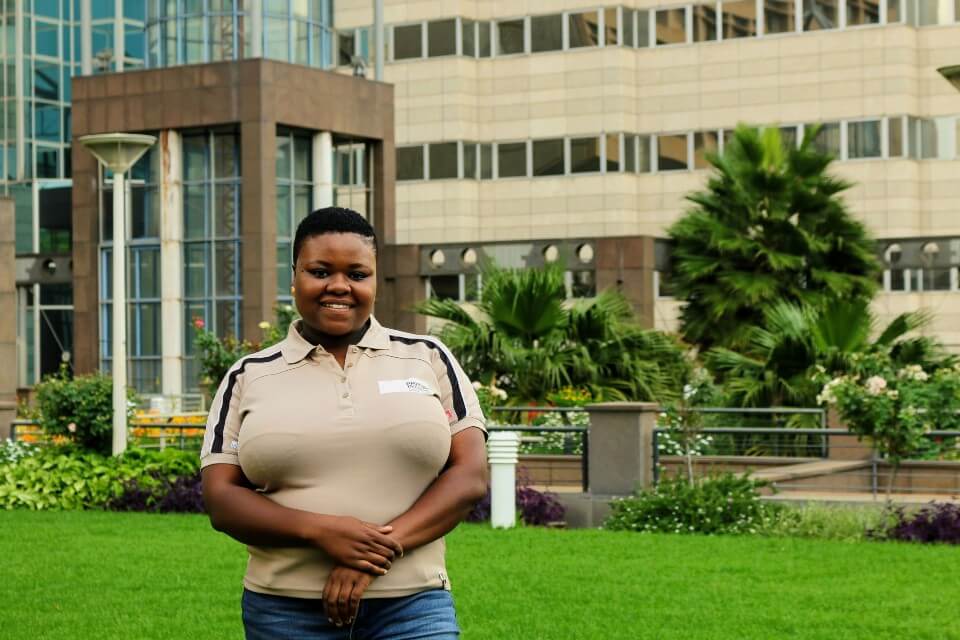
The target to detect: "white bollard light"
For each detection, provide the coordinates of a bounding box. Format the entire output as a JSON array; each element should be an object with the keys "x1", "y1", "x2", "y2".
[{"x1": 487, "y1": 431, "x2": 520, "y2": 529}]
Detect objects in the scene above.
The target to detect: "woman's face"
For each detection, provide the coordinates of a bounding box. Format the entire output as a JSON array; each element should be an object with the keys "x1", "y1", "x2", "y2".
[{"x1": 293, "y1": 233, "x2": 377, "y2": 337}]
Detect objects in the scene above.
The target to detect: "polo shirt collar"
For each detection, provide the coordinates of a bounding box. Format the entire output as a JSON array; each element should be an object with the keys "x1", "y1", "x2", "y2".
[{"x1": 280, "y1": 317, "x2": 391, "y2": 364}]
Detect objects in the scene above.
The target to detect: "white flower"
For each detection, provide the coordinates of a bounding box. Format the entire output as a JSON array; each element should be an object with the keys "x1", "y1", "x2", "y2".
[
  {"x1": 864, "y1": 376, "x2": 887, "y2": 396},
  {"x1": 886, "y1": 389, "x2": 899, "y2": 400},
  {"x1": 898, "y1": 365, "x2": 928, "y2": 382},
  {"x1": 816, "y1": 377, "x2": 844, "y2": 405},
  {"x1": 472, "y1": 381, "x2": 482, "y2": 390},
  {"x1": 67, "y1": 422, "x2": 77, "y2": 433},
  {"x1": 258, "y1": 321, "x2": 271, "y2": 330}
]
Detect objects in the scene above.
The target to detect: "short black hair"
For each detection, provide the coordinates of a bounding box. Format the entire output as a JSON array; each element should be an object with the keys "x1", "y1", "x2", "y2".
[{"x1": 292, "y1": 207, "x2": 377, "y2": 265}]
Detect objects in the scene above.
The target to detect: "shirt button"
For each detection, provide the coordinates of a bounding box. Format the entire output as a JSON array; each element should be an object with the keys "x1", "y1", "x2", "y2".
[{"x1": 346, "y1": 363, "x2": 353, "y2": 368}]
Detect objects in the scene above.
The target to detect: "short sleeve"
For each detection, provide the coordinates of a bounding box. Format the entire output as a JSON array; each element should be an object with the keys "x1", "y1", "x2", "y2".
[
  {"x1": 432, "y1": 341, "x2": 487, "y2": 439},
  {"x1": 199, "y1": 363, "x2": 244, "y2": 468}
]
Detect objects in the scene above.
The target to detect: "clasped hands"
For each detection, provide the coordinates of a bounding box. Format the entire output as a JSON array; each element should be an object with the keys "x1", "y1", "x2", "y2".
[{"x1": 315, "y1": 515, "x2": 403, "y2": 627}]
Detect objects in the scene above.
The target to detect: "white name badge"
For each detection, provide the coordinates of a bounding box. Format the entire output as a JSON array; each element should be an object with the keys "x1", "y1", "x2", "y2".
[{"x1": 379, "y1": 378, "x2": 436, "y2": 396}]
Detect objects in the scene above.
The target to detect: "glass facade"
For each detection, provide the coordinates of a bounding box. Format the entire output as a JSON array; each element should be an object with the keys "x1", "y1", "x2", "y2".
[
  {"x1": 99, "y1": 146, "x2": 162, "y2": 392},
  {"x1": 182, "y1": 129, "x2": 242, "y2": 390},
  {"x1": 276, "y1": 127, "x2": 313, "y2": 302},
  {"x1": 145, "y1": 0, "x2": 335, "y2": 68}
]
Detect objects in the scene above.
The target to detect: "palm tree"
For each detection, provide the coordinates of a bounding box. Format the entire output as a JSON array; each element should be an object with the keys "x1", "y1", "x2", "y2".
[
  {"x1": 668, "y1": 125, "x2": 881, "y2": 353},
  {"x1": 705, "y1": 299, "x2": 952, "y2": 408},
  {"x1": 415, "y1": 264, "x2": 690, "y2": 404}
]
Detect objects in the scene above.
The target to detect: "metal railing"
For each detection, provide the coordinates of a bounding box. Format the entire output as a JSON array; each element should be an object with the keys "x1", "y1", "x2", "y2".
[
  {"x1": 489, "y1": 406, "x2": 589, "y2": 492},
  {"x1": 10, "y1": 416, "x2": 207, "y2": 451},
  {"x1": 653, "y1": 426, "x2": 960, "y2": 498}
]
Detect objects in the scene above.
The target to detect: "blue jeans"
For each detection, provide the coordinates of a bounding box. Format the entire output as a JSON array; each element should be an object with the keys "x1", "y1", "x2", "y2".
[{"x1": 242, "y1": 588, "x2": 460, "y2": 640}]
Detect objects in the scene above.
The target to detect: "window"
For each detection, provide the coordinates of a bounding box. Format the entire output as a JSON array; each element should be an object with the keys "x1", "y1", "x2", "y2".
[
  {"x1": 497, "y1": 19, "x2": 525, "y2": 55},
  {"x1": 884, "y1": 243, "x2": 906, "y2": 291},
  {"x1": 847, "y1": 120, "x2": 882, "y2": 159},
  {"x1": 397, "y1": 146, "x2": 424, "y2": 180},
  {"x1": 888, "y1": 117, "x2": 905, "y2": 157},
  {"x1": 606, "y1": 134, "x2": 620, "y2": 172},
  {"x1": 463, "y1": 143, "x2": 477, "y2": 178},
  {"x1": 694, "y1": 131, "x2": 719, "y2": 169},
  {"x1": 625, "y1": 135, "x2": 637, "y2": 172},
  {"x1": 393, "y1": 23, "x2": 423, "y2": 60},
  {"x1": 722, "y1": 0, "x2": 758, "y2": 38},
  {"x1": 765, "y1": 0, "x2": 796, "y2": 33},
  {"x1": 428, "y1": 19, "x2": 456, "y2": 57},
  {"x1": 428, "y1": 276, "x2": 460, "y2": 301},
  {"x1": 480, "y1": 144, "x2": 493, "y2": 179},
  {"x1": 462, "y1": 19, "x2": 476, "y2": 56},
  {"x1": 569, "y1": 11, "x2": 601, "y2": 47},
  {"x1": 570, "y1": 137, "x2": 601, "y2": 173},
  {"x1": 497, "y1": 142, "x2": 527, "y2": 177},
  {"x1": 638, "y1": 136, "x2": 653, "y2": 173},
  {"x1": 637, "y1": 10, "x2": 651, "y2": 46},
  {"x1": 531, "y1": 14, "x2": 562, "y2": 52},
  {"x1": 338, "y1": 31, "x2": 354, "y2": 65},
  {"x1": 533, "y1": 139, "x2": 564, "y2": 176},
  {"x1": 428, "y1": 143, "x2": 458, "y2": 179},
  {"x1": 604, "y1": 8, "x2": 618, "y2": 45},
  {"x1": 657, "y1": 134, "x2": 689, "y2": 171},
  {"x1": 921, "y1": 242, "x2": 952, "y2": 291},
  {"x1": 656, "y1": 8, "x2": 688, "y2": 44},
  {"x1": 802, "y1": 0, "x2": 838, "y2": 29},
  {"x1": 847, "y1": 0, "x2": 881, "y2": 25},
  {"x1": 914, "y1": 0, "x2": 941, "y2": 24},
  {"x1": 810, "y1": 122, "x2": 841, "y2": 156},
  {"x1": 478, "y1": 21, "x2": 492, "y2": 57},
  {"x1": 780, "y1": 125, "x2": 799, "y2": 150},
  {"x1": 888, "y1": 0, "x2": 903, "y2": 21},
  {"x1": 623, "y1": 8, "x2": 637, "y2": 45},
  {"x1": 693, "y1": 5, "x2": 718, "y2": 41}
]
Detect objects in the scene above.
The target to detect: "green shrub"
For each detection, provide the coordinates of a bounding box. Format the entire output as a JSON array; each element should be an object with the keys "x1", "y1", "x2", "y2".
[
  {"x1": 32, "y1": 365, "x2": 137, "y2": 455},
  {"x1": 759, "y1": 503, "x2": 891, "y2": 542},
  {"x1": 0, "y1": 446, "x2": 199, "y2": 511},
  {"x1": 604, "y1": 473, "x2": 777, "y2": 535}
]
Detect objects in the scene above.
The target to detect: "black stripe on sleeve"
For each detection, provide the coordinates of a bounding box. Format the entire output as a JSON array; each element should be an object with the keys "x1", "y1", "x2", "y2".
[
  {"x1": 388, "y1": 335, "x2": 467, "y2": 421},
  {"x1": 211, "y1": 351, "x2": 283, "y2": 454}
]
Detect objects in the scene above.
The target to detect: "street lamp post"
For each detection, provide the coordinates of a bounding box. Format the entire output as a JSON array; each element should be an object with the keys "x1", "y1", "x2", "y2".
[{"x1": 78, "y1": 133, "x2": 157, "y2": 456}]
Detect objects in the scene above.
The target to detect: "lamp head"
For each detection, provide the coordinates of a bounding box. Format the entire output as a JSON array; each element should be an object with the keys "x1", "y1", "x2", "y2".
[
  {"x1": 78, "y1": 133, "x2": 157, "y2": 173},
  {"x1": 937, "y1": 66, "x2": 960, "y2": 93}
]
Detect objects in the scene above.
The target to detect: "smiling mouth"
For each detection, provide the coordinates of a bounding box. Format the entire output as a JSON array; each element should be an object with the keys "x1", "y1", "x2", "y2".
[{"x1": 320, "y1": 302, "x2": 353, "y2": 310}]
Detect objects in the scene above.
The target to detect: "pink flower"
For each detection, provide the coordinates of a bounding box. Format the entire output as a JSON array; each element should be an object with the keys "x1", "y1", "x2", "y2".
[{"x1": 192, "y1": 317, "x2": 205, "y2": 329}]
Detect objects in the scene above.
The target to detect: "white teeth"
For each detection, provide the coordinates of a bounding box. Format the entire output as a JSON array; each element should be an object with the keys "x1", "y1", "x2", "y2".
[{"x1": 321, "y1": 303, "x2": 350, "y2": 309}]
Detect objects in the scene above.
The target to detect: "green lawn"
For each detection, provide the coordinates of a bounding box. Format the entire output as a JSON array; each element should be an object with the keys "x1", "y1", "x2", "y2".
[{"x1": 1, "y1": 511, "x2": 957, "y2": 639}]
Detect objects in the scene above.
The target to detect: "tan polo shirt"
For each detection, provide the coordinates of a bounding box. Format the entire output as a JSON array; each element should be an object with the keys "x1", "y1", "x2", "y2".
[{"x1": 200, "y1": 317, "x2": 486, "y2": 599}]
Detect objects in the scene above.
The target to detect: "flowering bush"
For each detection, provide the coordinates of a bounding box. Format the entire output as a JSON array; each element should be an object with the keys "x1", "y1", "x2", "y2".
[
  {"x1": 0, "y1": 441, "x2": 36, "y2": 465},
  {"x1": 466, "y1": 469, "x2": 566, "y2": 526},
  {"x1": 193, "y1": 305, "x2": 298, "y2": 398},
  {"x1": 604, "y1": 473, "x2": 777, "y2": 535},
  {"x1": 31, "y1": 365, "x2": 138, "y2": 455},
  {"x1": 471, "y1": 379, "x2": 508, "y2": 419},
  {"x1": 815, "y1": 355, "x2": 960, "y2": 493}
]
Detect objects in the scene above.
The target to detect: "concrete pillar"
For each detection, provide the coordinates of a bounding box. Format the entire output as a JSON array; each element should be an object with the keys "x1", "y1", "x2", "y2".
[
  {"x1": 0, "y1": 198, "x2": 17, "y2": 439},
  {"x1": 80, "y1": 0, "x2": 92, "y2": 75},
  {"x1": 595, "y1": 236, "x2": 655, "y2": 328},
  {"x1": 250, "y1": 0, "x2": 263, "y2": 58},
  {"x1": 376, "y1": 244, "x2": 425, "y2": 333},
  {"x1": 239, "y1": 119, "x2": 277, "y2": 342},
  {"x1": 158, "y1": 131, "x2": 183, "y2": 398},
  {"x1": 584, "y1": 402, "x2": 661, "y2": 494},
  {"x1": 487, "y1": 431, "x2": 520, "y2": 528},
  {"x1": 313, "y1": 131, "x2": 333, "y2": 209}
]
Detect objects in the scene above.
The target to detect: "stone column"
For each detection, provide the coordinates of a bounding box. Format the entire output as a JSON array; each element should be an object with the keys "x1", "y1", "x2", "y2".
[
  {"x1": 0, "y1": 197, "x2": 16, "y2": 439},
  {"x1": 595, "y1": 236, "x2": 655, "y2": 327},
  {"x1": 313, "y1": 131, "x2": 333, "y2": 209},
  {"x1": 158, "y1": 130, "x2": 183, "y2": 398},
  {"x1": 377, "y1": 244, "x2": 425, "y2": 333},
  {"x1": 585, "y1": 402, "x2": 661, "y2": 494},
  {"x1": 240, "y1": 119, "x2": 277, "y2": 342}
]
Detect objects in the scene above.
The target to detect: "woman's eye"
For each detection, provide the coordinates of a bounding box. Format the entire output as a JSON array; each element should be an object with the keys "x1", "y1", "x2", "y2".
[
  {"x1": 309, "y1": 269, "x2": 328, "y2": 278},
  {"x1": 350, "y1": 272, "x2": 369, "y2": 281}
]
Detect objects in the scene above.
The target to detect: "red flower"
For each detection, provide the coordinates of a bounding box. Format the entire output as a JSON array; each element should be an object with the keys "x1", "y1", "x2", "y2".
[{"x1": 192, "y1": 317, "x2": 205, "y2": 329}]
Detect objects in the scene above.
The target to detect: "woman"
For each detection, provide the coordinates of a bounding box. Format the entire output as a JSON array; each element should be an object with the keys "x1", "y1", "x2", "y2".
[{"x1": 200, "y1": 207, "x2": 489, "y2": 639}]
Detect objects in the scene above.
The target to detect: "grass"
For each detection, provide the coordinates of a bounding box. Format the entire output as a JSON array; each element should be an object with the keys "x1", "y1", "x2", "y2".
[{"x1": 1, "y1": 511, "x2": 958, "y2": 639}]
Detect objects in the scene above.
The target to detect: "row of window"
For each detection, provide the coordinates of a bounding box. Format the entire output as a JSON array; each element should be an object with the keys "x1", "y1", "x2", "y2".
[
  {"x1": 426, "y1": 270, "x2": 597, "y2": 303},
  {"x1": 396, "y1": 116, "x2": 960, "y2": 182},
  {"x1": 338, "y1": 0, "x2": 959, "y2": 66}
]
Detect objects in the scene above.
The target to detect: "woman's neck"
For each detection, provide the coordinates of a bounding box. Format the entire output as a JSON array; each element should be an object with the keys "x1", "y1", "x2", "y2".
[{"x1": 298, "y1": 319, "x2": 371, "y2": 353}]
